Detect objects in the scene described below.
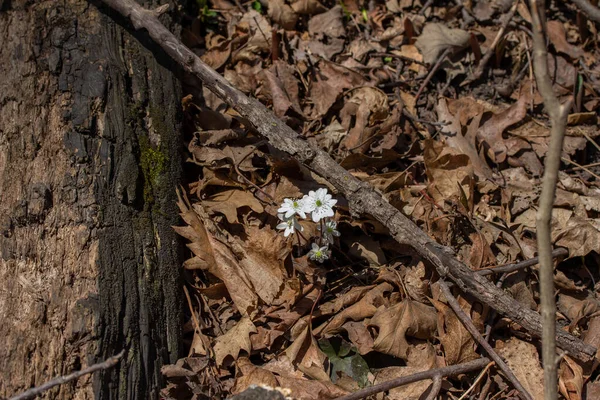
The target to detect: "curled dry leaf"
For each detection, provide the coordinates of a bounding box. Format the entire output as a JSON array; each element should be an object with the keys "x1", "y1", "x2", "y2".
[
  {"x1": 430, "y1": 295, "x2": 479, "y2": 365},
  {"x1": 423, "y1": 139, "x2": 475, "y2": 207},
  {"x1": 560, "y1": 356, "x2": 584, "y2": 400},
  {"x1": 286, "y1": 325, "x2": 330, "y2": 382},
  {"x1": 415, "y1": 23, "x2": 471, "y2": 64},
  {"x1": 308, "y1": 6, "x2": 345, "y2": 38},
  {"x1": 369, "y1": 299, "x2": 438, "y2": 360},
  {"x1": 290, "y1": 0, "x2": 327, "y2": 15},
  {"x1": 339, "y1": 86, "x2": 389, "y2": 153},
  {"x1": 316, "y1": 283, "x2": 394, "y2": 335},
  {"x1": 547, "y1": 20, "x2": 584, "y2": 60},
  {"x1": 213, "y1": 316, "x2": 257, "y2": 366}
]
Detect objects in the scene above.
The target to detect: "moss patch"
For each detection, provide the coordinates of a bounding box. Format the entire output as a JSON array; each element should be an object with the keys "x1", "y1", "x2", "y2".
[{"x1": 139, "y1": 134, "x2": 167, "y2": 206}]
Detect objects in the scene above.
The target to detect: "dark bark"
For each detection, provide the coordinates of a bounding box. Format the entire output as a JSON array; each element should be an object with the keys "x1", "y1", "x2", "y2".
[{"x1": 0, "y1": 1, "x2": 183, "y2": 399}]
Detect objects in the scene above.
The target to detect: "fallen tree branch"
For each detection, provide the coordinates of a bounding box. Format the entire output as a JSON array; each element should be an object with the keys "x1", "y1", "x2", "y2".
[
  {"x1": 438, "y1": 281, "x2": 532, "y2": 400},
  {"x1": 9, "y1": 350, "x2": 125, "y2": 400},
  {"x1": 92, "y1": 0, "x2": 596, "y2": 364},
  {"x1": 334, "y1": 357, "x2": 492, "y2": 400},
  {"x1": 529, "y1": 1, "x2": 574, "y2": 399},
  {"x1": 571, "y1": 0, "x2": 600, "y2": 23}
]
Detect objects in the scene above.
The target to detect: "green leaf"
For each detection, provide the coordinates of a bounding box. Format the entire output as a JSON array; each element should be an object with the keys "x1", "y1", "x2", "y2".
[
  {"x1": 318, "y1": 338, "x2": 370, "y2": 388},
  {"x1": 252, "y1": 0, "x2": 263, "y2": 13}
]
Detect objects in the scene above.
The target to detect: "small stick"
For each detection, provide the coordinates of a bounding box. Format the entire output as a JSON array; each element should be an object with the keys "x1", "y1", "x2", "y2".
[
  {"x1": 9, "y1": 351, "x2": 125, "y2": 400},
  {"x1": 458, "y1": 361, "x2": 495, "y2": 400},
  {"x1": 438, "y1": 281, "x2": 533, "y2": 400},
  {"x1": 468, "y1": 0, "x2": 519, "y2": 83},
  {"x1": 424, "y1": 375, "x2": 443, "y2": 400},
  {"x1": 477, "y1": 248, "x2": 568, "y2": 276},
  {"x1": 334, "y1": 357, "x2": 491, "y2": 400},
  {"x1": 415, "y1": 48, "x2": 451, "y2": 102}
]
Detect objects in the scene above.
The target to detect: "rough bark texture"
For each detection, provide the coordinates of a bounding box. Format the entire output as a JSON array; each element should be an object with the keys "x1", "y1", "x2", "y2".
[{"x1": 0, "y1": 1, "x2": 183, "y2": 398}]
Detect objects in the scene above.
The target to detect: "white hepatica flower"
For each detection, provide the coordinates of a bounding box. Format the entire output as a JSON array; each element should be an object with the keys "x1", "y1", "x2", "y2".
[
  {"x1": 319, "y1": 220, "x2": 341, "y2": 244},
  {"x1": 278, "y1": 198, "x2": 308, "y2": 219},
  {"x1": 304, "y1": 188, "x2": 337, "y2": 222},
  {"x1": 276, "y1": 213, "x2": 303, "y2": 237},
  {"x1": 308, "y1": 242, "x2": 330, "y2": 263}
]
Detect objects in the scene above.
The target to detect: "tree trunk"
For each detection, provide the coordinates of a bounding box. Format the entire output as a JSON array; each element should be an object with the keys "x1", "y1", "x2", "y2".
[{"x1": 0, "y1": 1, "x2": 184, "y2": 398}]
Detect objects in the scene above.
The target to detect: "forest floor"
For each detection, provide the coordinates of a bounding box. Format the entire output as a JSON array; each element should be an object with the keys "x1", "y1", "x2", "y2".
[{"x1": 161, "y1": 0, "x2": 600, "y2": 399}]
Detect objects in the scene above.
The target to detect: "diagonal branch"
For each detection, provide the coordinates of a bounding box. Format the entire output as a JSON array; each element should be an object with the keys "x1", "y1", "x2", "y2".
[
  {"x1": 529, "y1": 1, "x2": 574, "y2": 399},
  {"x1": 571, "y1": 0, "x2": 600, "y2": 23},
  {"x1": 91, "y1": 0, "x2": 596, "y2": 364},
  {"x1": 439, "y1": 281, "x2": 532, "y2": 400}
]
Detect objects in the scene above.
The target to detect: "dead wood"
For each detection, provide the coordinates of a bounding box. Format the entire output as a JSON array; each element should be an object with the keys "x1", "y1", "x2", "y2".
[
  {"x1": 334, "y1": 357, "x2": 492, "y2": 400},
  {"x1": 91, "y1": 0, "x2": 596, "y2": 364}
]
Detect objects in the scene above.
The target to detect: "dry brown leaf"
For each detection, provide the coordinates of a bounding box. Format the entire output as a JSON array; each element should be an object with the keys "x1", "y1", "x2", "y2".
[
  {"x1": 286, "y1": 325, "x2": 330, "y2": 381},
  {"x1": 496, "y1": 338, "x2": 544, "y2": 400},
  {"x1": 202, "y1": 189, "x2": 264, "y2": 224},
  {"x1": 547, "y1": 20, "x2": 584, "y2": 60},
  {"x1": 415, "y1": 23, "x2": 471, "y2": 64},
  {"x1": 308, "y1": 6, "x2": 345, "y2": 38},
  {"x1": 372, "y1": 343, "x2": 436, "y2": 399},
  {"x1": 560, "y1": 356, "x2": 585, "y2": 400},
  {"x1": 233, "y1": 357, "x2": 280, "y2": 394},
  {"x1": 319, "y1": 285, "x2": 377, "y2": 315},
  {"x1": 341, "y1": 321, "x2": 374, "y2": 355},
  {"x1": 558, "y1": 294, "x2": 600, "y2": 328},
  {"x1": 239, "y1": 10, "x2": 272, "y2": 51},
  {"x1": 213, "y1": 316, "x2": 257, "y2": 366},
  {"x1": 201, "y1": 33, "x2": 231, "y2": 70},
  {"x1": 553, "y1": 216, "x2": 600, "y2": 258},
  {"x1": 431, "y1": 296, "x2": 479, "y2": 365},
  {"x1": 369, "y1": 300, "x2": 437, "y2": 359},
  {"x1": 268, "y1": 0, "x2": 298, "y2": 30},
  {"x1": 436, "y1": 98, "x2": 494, "y2": 180},
  {"x1": 290, "y1": 0, "x2": 326, "y2": 15},
  {"x1": 339, "y1": 87, "x2": 389, "y2": 153},
  {"x1": 316, "y1": 283, "x2": 394, "y2": 335},
  {"x1": 423, "y1": 139, "x2": 475, "y2": 207},
  {"x1": 477, "y1": 95, "x2": 528, "y2": 163}
]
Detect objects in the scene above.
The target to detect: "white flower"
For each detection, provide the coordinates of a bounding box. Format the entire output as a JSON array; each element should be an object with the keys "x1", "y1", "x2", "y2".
[
  {"x1": 308, "y1": 242, "x2": 330, "y2": 263},
  {"x1": 319, "y1": 220, "x2": 341, "y2": 244},
  {"x1": 276, "y1": 213, "x2": 303, "y2": 237},
  {"x1": 303, "y1": 188, "x2": 337, "y2": 223},
  {"x1": 278, "y1": 198, "x2": 308, "y2": 219}
]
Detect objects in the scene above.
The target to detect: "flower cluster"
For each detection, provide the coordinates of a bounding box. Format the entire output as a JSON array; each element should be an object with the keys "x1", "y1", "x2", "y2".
[{"x1": 276, "y1": 188, "x2": 340, "y2": 263}]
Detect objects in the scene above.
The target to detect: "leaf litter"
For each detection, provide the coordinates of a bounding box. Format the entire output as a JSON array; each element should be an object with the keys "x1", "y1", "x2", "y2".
[{"x1": 164, "y1": 0, "x2": 600, "y2": 399}]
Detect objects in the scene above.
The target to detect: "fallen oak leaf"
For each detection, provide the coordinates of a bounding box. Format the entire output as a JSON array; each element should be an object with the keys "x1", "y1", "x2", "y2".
[
  {"x1": 369, "y1": 299, "x2": 437, "y2": 360},
  {"x1": 213, "y1": 316, "x2": 258, "y2": 366},
  {"x1": 415, "y1": 23, "x2": 471, "y2": 65}
]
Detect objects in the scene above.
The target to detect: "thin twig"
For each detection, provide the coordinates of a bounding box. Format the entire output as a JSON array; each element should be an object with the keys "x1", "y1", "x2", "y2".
[
  {"x1": 530, "y1": 0, "x2": 574, "y2": 398},
  {"x1": 93, "y1": 0, "x2": 596, "y2": 363},
  {"x1": 334, "y1": 357, "x2": 492, "y2": 400},
  {"x1": 458, "y1": 361, "x2": 495, "y2": 400},
  {"x1": 571, "y1": 0, "x2": 600, "y2": 23},
  {"x1": 424, "y1": 375, "x2": 443, "y2": 400},
  {"x1": 468, "y1": 0, "x2": 519, "y2": 83},
  {"x1": 9, "y1": 351, "x2": 125, "y2": 400},
  {"x1": 477, "y1": 248, "x2": 568, "y2": 276},
  {"x1": 415, "y1": 48, "x2": 451, "y2": 102},
  {"x1": 438, "y1": 281, "x2": 533, "y2": 400}
]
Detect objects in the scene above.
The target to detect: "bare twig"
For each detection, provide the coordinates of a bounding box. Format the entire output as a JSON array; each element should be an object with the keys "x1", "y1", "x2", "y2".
[
  {"x1": 468, "y1": 0, "x2": 519, "y2": 83},
  {"x1": 529, "y1": 1, "x2": 574, "y2": 398},
  {"x1": 9, "y1": 351, "x2": 125, "y2": 400},
  {"x1": 424, "y1": 375, "x2": 443, "y2": 400},
  {"x1": 438, "y1": 281, "x2": 533, "y2": 400},
  {"x1": 571, "y1": 0, "x2": 600, "y2": 23},
  {"x1": 415, "y1": 48, "x2": 451, "y2": 102},
  {"x1": 334, "y1": 357, "x2": 491, "y2": 400},
  {"x1": 92, "y1": 0, "x2": 596, "y2": 363},
  {"x1": 477, "y1": 248, "x2": 568, "y2": 276}
]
